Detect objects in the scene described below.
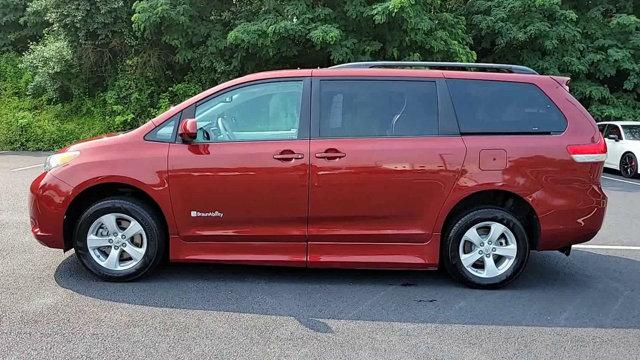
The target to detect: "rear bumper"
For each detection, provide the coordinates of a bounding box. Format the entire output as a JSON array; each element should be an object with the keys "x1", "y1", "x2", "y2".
[
  {"x1": 535, "y1": 184, "x2": 607, "y2": 250},
  {"x1": 29, "y1": 172, "x2": 72, "y2": 249}
]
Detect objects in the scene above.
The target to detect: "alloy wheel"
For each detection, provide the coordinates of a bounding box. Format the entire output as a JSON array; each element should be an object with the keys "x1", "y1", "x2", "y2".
[
  {"x1": 621, "y1": 153, "x2": 637, "y2": 178},
  {"x1": 86, "y1": 213, "x2": 147, "y2": 271},
  {"x1": 458, "y1": 221, "x2": 518, "y2": 278}
]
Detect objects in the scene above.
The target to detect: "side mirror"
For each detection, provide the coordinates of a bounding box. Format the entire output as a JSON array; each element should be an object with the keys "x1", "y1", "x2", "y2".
[
  {"x1": 607, "y1": 134, "x2": 620, "y2": 142},
  {"x1": 178, "y1": 118, "x2": 198, "y2": 143}
]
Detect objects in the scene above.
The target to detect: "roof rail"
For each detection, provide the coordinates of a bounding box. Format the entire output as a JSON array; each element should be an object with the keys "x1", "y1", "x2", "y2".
[{"x1": 330, "y1": 61, "x2": 538, "y2": 75}]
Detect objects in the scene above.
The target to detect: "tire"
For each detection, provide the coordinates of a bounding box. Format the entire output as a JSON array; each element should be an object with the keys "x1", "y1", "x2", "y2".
[
  {"x1": 73, "y1": 197, "x2": 166, "y2": 281},
  {"x1": 442, "y1": 207, "x2": 529, "y2": 289},
  {"x1": 620, "y1": 152, "x2": 638, "y2": 179}
]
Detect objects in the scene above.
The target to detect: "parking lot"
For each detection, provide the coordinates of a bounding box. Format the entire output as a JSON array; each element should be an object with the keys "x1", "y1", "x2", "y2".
[{"x1": 1, "y1": 151, "x2": 639, "y2": 359}]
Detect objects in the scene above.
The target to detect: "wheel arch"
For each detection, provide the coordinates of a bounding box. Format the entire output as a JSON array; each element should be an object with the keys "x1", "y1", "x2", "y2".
[
  {"x1": 440, "y1": 189, "x2": 540, "y2": 251},
  {"x1": 63, "y1": 182, "x2": 169, "y2": 253}
]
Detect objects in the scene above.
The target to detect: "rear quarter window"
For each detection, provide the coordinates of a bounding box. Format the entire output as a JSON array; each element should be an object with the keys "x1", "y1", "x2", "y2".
[{"x1": 447, "y1": 79, "x2": 567, "y2": 134}]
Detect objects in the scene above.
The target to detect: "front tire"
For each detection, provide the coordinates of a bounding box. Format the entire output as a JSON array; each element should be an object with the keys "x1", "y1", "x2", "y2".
[
  {"x1": 442, "y1": 208, "x2": 529, "y2": 289},
  {"x1": 620, "y1": 152, "x2": 638, "y2": 178},
  {"x1": 73, "y1": 197, "x2": 166, "y2": 281}
]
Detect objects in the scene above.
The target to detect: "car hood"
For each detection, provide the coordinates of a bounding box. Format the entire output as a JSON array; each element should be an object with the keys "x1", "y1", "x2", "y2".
[{"x1": 58, "y1": 132, "x2": 126, "y2": 153}]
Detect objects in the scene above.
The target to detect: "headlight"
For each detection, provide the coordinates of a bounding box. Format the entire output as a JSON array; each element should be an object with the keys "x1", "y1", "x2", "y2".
[{"x1": 44, "y1": 151, "x2": 80, "y2": 171}]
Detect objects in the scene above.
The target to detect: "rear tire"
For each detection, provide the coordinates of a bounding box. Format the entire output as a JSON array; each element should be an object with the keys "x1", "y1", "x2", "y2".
[
  {"x1": 73, "y1": 197, "x2": 166, "y2": 281},
  {"x1": 442, "y1": 208, "x2": 529, "y2": 289},
  {"x1": 620, "y1": 152, "x2": 638, "y2": 178}
]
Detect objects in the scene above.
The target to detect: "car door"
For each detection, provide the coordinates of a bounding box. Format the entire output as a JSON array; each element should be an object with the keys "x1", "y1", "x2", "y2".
[
  {"x1": 168, "y1": 78, "x2": 311, "y2": 265},
  {"x1": 604, "y1": 124, "x2": 623, "y2": 168},
  {"x1": 307, "y1": 76, "x2": 466, "y2": 268}
]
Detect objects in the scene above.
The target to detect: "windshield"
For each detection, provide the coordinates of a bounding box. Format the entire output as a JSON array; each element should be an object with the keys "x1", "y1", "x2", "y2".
[{"x1": 622, "y1": 125, "x2": 640, "y2": 140}]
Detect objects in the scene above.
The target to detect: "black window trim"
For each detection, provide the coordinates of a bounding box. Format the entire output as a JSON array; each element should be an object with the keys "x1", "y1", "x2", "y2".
[
  {"x1": 444, "y1": 78, "x2": 568, "y2": 136},
  {"x1": 178, "y1": 77, "x2": 311, "y2": 144},
  {"x1": 310, "y1": 77, "x2": 459, "y2": 139},
  {"x1": 144, "y1": 110, "x2": 183, "y2": 143}
]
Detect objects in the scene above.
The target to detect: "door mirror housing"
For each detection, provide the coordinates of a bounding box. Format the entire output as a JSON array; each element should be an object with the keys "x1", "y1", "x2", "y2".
[
  {"x1": 607, "y1": 134, "x2": 620, "y2": 142},
  {"x1": 178, "y1": 118, "x2": 198, "y2": 143}
]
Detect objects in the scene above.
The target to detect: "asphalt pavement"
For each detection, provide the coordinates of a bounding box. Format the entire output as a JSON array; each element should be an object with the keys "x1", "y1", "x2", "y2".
[{"x1": 0, "y1": 152, "x2": 639, "y2": 359}]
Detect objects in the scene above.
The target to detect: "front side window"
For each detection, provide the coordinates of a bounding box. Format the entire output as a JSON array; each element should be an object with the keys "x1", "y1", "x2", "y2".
[
  {"x1": 622, "y1": 125, "x2": 640, "y2": 140},
  {"x1": 318, "y1": 80, "x2": 438, "y2": 138},
  {"x1": 448, "y1": 79, "x2": 567, "y2": 134},
  {"x1": 193, "y1": 81, "x2": 303, "y2": 142},
  {"x1": 605, "y1": 124, "x2": 622, "y2": 139}
]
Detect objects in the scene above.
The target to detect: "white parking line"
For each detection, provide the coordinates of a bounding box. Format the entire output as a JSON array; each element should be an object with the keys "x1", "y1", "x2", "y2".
[
  {"x1": 574, "y1": 244, "x2": 640, "y2": 251},
  {"x1": 10, "y1": 164, "x2": 43, "y2": 172},
  {"x1": 602, "y1": 175, "x2": 640, "y2": 186}
]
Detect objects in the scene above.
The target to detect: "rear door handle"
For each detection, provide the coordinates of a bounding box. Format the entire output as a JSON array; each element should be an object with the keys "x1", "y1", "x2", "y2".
[
  {"x1": 315, "y1": 149, "x2": 346, "y2": 160},
  {"x1": 273, "y1": 150, "x2": 304, "y2": 161}
]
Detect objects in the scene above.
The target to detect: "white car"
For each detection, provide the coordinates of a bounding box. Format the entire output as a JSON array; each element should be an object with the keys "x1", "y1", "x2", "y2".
[{"x1": 598, "y1": 121, "x2": 640, "y2": 178}]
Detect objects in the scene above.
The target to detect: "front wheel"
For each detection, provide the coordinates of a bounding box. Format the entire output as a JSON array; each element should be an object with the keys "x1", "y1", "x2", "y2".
[
  {"x1": 73, "y1": 197, "x2": 166, "y2": 281},
  {"x1": 620, "y1": 152, "x2": 638, "y2": 178},
  {"x1": 442, "y1": 208, "x2": 530, "y2": 289}
]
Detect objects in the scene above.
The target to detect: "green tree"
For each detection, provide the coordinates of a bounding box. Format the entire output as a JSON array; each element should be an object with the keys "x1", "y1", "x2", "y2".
[
  {"x1": 2, "y1": 0, "x2": 640, "y2": 150},
  {"x1": 0, "y1": 0, "x2": 46, "y2": 52}
]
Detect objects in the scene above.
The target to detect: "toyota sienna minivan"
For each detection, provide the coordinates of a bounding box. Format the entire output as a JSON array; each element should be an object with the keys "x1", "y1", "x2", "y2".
[{"x1": 29, "y1": 61, "x2": 608, "y2": 288}]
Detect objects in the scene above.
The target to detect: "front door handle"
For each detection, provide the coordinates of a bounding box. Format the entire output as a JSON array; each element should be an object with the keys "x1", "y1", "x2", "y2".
[
  {"x1": 273, "y1": 150, "x2": 304, "y2": 161},
  {"x1": 315, "y1": 149, "x2": 346, "y2": 160}
]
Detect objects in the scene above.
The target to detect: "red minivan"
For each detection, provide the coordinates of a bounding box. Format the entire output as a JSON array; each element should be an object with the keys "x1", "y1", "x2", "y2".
[{"x1": 29, "y1": 62, "x2": 608, "y2": 288}]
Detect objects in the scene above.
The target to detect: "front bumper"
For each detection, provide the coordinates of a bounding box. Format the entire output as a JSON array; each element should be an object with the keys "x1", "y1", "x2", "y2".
[{"x1": 29, "y1": 172, "x2": 72, "y2": 249}]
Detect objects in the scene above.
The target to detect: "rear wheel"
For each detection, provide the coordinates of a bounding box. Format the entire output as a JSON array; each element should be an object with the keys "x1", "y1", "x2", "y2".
[
  {"x1": 620, "y1": 152, "x2": 638, "y2": 178},
  {"x1": 442, "y1": 208, "x2": 529, "y2": 289},
  {"x1": 73, "y1": 197, "x2": 165, "y2": 281}
]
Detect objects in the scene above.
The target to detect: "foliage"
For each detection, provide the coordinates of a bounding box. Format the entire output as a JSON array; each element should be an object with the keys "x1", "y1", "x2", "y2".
[
  {"x1": 21, "y1": 34, "x2": 76, "y2": 100},
  {"x1": 0, "y1": 0, "x2": 45, "y2": 52},
  {"x1": 0, "y1": 53, "x2": 114, "y2": 150},
  {"x1": 0, "y1": 0, "x2": 639, "y2": 150},
  {"x1": 0, "y1": 95, "x2": 113, "y2": 150}
]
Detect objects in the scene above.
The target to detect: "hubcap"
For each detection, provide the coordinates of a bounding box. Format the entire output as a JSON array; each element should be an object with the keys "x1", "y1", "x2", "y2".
[
  {"x1": 458, "y1": 221, "x2": 517, "y2": 278},
  {"x1": 87, "y1": 213, "x2": 147, "y2": 271}
]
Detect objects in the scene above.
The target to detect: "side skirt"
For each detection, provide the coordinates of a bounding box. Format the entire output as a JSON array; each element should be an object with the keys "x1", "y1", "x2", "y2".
[
  {"x1": 169, "y1": 235, "x2": 442, "y2": 270},
  {"x1": 308, "y1": 237, "x2": 440, "y2": 269},
  {"x1": 169, "y1": 236, "x2": 306, "y2": 267}
]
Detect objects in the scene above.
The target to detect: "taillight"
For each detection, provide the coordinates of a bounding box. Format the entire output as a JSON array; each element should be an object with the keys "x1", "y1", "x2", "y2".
[{"x1": 567, "y1": 133, "x2": 607, "y2": 162}]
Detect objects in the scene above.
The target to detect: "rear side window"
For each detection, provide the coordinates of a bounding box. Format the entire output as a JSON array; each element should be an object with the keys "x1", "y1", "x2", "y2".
[
  {"x1": 318, "y1": 80, "x2": 438, "y2": 138},
  {"x1": 623, "y1": 125, "x2": 640, "y2": 140},
  {"x1": 447, "y1": 79, "x2": 566, "y2": 134}
]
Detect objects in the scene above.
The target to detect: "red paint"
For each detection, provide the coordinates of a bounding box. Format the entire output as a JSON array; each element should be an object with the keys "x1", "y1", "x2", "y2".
[
  {"x1": 479, "y1": 149, "x2": 507, "y2": 171},
  {"x1": 168, "y1": 141, "x2": 309, "y2": 247},
  {"x1": 29, "y1": 172, "x2": 72, "y2": 248},
  {"x1": 307, "y1": 242, "x2": 438, "y2": 269},
  {"x1": 29, "y1": 67, "x2": 607, "y2": 270},
  {"x1": 169, "y1": 236, "x2": 306, "y2": 266},
  {"x1": 306, "y1": 137, "x2": 465, "y2": 267},
  {"x1": 178, "y1": 118, "x2": 198, "y2": 142}
]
